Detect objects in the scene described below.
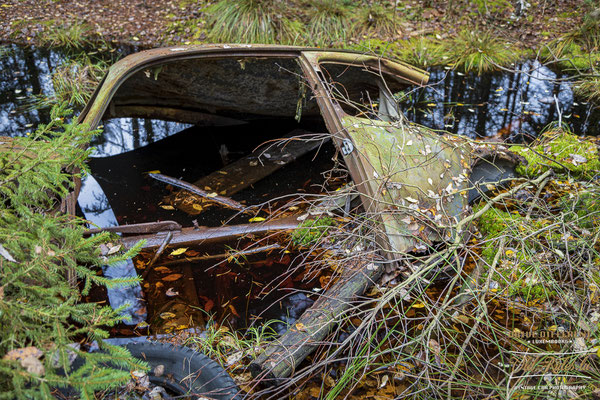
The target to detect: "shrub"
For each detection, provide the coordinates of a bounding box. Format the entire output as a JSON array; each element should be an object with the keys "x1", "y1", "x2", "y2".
[{"x1": 0, "y1": 104, "x2": 145, "y2": 398}]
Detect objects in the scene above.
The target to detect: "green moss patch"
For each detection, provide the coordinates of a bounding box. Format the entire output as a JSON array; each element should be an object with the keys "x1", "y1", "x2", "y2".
[
  {"x1": 510, "y1": 129, "x2": 600, "y2": 179},
  {"x1": 291, "y1": 216, "x2": 335, "y2": 246}
]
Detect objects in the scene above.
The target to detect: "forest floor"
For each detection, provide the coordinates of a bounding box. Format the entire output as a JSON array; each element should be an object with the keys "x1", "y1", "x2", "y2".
[{"x1": 0, "y1": 0, "x2": 584, "y2": 51}]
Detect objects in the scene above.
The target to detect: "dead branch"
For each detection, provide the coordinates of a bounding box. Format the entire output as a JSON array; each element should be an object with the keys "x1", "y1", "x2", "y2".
[{"x1": 149, "y1": 172, "x2": 248, "y2": 212}]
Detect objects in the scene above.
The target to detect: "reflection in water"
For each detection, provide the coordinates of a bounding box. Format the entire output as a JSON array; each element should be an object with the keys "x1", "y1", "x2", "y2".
[
  {"x1": 401, "y1": 60, "x2": 599, "y2": 140},
  {"x1": 0, "y1": 44, "x2": 59, "y2": 137},
  {"x1": 91, "y1": 118, "x2": 192, "y2": 157},
  {"x1": 78, "y1": 174, "x2": 146, "y2": 325}
]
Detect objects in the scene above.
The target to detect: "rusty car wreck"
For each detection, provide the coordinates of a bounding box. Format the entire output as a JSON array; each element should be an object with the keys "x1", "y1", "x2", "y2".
[{"x1": 75, "y1": 44, "x2": 518, "y2": 385}]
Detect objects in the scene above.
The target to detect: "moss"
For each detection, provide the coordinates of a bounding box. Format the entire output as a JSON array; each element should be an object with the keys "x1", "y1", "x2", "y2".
[
  {"x1": 476, "y1": 205, "x2": 525, "y2": 263},
  {"x1": 540, "y1": 41, "x2": 600, "y2": 71},
  {"x1": 559, "y1": 189, "x2": 600, "y2": 229},
  {"x1": 475, "y1": 205, "x2": 558, "y2": 301},
  {"x1": 291, "y1": 217, "x2": 335, "y2": 246},
  {"x1": 509, "y1": 128, "x2": 600, "y2": 179}
]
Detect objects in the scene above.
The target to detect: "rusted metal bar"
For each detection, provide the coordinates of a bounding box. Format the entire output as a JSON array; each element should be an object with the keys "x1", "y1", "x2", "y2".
[
  {"x1": 120, "y1": 216, "x2": 302, "y2": 251},
  {"x1": 249, "y1": 259, "x2": 383, "y2": 384},
  {"x1": 84, "y1": 220, "x2": 182, "y2": 236},
  {"x1": 149, "y1": 173, "x2": 247, "y2": 212}
]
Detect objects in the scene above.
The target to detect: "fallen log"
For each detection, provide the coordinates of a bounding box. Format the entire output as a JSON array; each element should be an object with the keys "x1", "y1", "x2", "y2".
[
  {"x1": 249, "y1": 259, "x2": 383, "y2": 385},
  {"x1": 120, "y1": 216, "x2": 302, "y2": 251}
]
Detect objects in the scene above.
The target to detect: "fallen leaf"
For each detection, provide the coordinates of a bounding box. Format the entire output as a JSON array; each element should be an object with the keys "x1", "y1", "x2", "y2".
[
  {"x1": 21, "y1": 356, "x2": 45, "y2": 376},
  {"x1": 154, "y1": 364, "x2": 165, "y2": 377},
  {"x1": 106, "y1": 244, "x2": 121, "y2": 255},
  {"x1": 0, "y1": 244, "x2": 16, "y2": 262},
  {"x1": 160, "y1": 205, "x2": 175, "y2": 210},
  {"x1": 159, "y1": 312, "x2": 176, "y2": 319},
  {"x1": 192, "y1": 204, "x2": 203, "y2": 211},
  {"x1": 295, "y1": 322, "x2": 307, "y2": 331},
  {"x1": 248, "y1": 217, "x2": 266, "y2": 222},
  {"x1": 412, "y1": 302, "x2": 425, "y2": 309},
  {"x1": 169, "y1": 248, "x2": 188, "y2": 256},
  {"x1": 147, "y1": 170, "x2": 161, "y2": 174},
  {"x1": 3, "y1": 346, "x2": 43, "y2": 361},
  {"x1": 162, "y1": 274, "x2": 183, "y2": 281},
  {"x1": 165, "y1": 288, "x2": 179, "y2": 297},
  {"x1": 228, "y1": 304, "x2": 240, "y2": 317},
  {"x1": 204, "y1": 299, "x2": 214, "y2": 312}
]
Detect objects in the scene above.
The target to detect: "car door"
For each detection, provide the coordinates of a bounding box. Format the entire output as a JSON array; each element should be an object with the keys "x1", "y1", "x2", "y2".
[{"x1": 299, "y1": 51, "x2": 472, "y2": 257}]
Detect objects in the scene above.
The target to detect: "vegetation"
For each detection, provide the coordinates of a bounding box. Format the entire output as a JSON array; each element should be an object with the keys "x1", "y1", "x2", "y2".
[
  {"x1": 0, "y1": 104, "x2": 145, "y2": 398},
  {"x1": 30, "y1": 56, "x2": 107, "y2": 109},
  {"x1": 442, "y1": 28, "x2": 518, "y2": 74},
  {"x1": 509, "y1": 124, "x2": 600, "y2": 179},
  {"x1": 307, "y1": 0, "x2": 352, "y2": 47},
  {"x1": 206, "y1": 0, "x2": 303, "y2": 44},
  {"x1": 354, "y1": 3, "x2": 397, "y2": 37},
  {"x1": 37, "y1": 20, "x2": 97, "y2": 50},
  {"x1": 291, "y1": 216, "x2": 335, "y2": 246},
  {"x1": 3, "y1": 1, "x2": 600, "y2": 398}
]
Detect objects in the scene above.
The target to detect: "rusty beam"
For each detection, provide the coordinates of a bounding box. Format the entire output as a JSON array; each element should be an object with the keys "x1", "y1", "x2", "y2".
[{"x1": 120, "y1": 216, "x2": 302, "y2": 251}]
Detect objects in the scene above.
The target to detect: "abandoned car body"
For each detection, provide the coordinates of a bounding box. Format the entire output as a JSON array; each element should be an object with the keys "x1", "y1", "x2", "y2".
[{"x1": 75, "y1": 45, "x2": 515, "y2": 383}]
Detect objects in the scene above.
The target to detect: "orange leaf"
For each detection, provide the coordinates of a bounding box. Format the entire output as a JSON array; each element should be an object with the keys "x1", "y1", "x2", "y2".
[{"x1": 162, "y1": 274, "x2": 183, "y2": 282}]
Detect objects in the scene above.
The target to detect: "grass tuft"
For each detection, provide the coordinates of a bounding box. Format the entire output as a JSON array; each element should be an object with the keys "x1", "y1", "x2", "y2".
[
  {"x1": 442, "y1": 29, "x2": 517, "y2": 74},
  {"x1": 307, "y1": 0, "x2": 352, "y2": 47},
  {"x1": 37, "y1": 20, "x2": 96, "y2": 50},
  {"x1": 30, "y1": 56, "x2": 107, "y2": 109},
  {"x1": 354, "y1": 3, "x2": 397, "y2": 37},
  {"x1": 396, "y1": 36, "x2": 443, "y2": 68},
  {"x1": 207, "y1": 0, "x2": 304, "y2": 44},
  {"x1": 574, "y1": 76, "x2": 600, "y2": 102}
]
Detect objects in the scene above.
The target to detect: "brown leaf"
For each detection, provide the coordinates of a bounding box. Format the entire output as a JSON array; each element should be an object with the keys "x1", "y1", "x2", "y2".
[
  {"x1": 204, "y1": 299, "x2": 214, "y2": 312},
  {"x1": 3, "y1": 346, "x2": 43, "y2": 361},
  {"x1": 21, "y1": 356, "x2": 45, "y2": 376},
  {"x1": 162, "y1": 274, "x2": 183, "y2": 282}
]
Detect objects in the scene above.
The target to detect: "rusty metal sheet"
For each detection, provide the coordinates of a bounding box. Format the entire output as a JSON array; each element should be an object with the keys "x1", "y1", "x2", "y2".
[{"x1": 340, "y1": 116, "x2": 472, "y2": 254}]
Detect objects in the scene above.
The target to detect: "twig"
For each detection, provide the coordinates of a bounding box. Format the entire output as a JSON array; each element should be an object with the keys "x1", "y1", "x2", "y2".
[
  {"x1": 142, "y1": 231, "x2": 172, "y2": 280},
  {"x1": 158, "y1": 243, "x2": 282, "y2": 267},
  {"x1": 149, "y1": 173, "x2": 248, "y2": 212},
  {"x1": 526, "y1": 175, "x2": 550, "y2": 219},
  {"x1": 446, "y1": 238, "x2": 504, "y2": 397}
]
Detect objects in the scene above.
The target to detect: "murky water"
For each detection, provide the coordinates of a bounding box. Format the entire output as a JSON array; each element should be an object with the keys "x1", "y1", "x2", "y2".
[{"x1": 400, "y1": 60, "x2": 599, "y2": 140}]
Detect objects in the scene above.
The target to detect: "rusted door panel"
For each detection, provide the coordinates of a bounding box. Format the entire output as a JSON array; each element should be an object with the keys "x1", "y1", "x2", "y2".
[{"x1": 300, "y1": 51, "x2": 471, "y2": 255}]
